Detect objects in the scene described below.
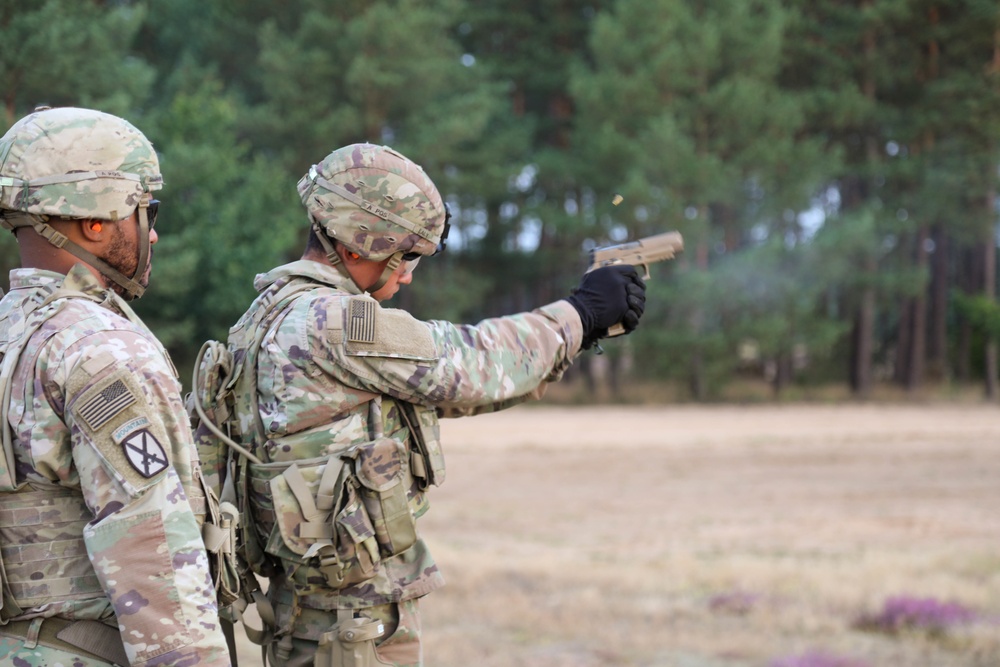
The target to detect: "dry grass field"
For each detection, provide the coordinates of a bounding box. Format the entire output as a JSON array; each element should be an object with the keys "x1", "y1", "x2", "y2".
[
  {"x1": 422, "y1": 404, "x2": 1000, "y2": 667},
  {"x1": 236, "y1": 403, "x2": 1000, "y2": 667}
]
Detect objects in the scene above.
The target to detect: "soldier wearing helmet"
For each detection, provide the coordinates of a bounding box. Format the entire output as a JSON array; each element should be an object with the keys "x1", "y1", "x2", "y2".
[
  {"x1": 209, "y1": 143, "x2": 645, "y2": 666},
  {"x1": 0, "y1": 107, "x2": 231, "y2": 666}
]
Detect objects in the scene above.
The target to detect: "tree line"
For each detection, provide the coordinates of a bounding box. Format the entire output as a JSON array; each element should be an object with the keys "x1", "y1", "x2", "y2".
[{"x1": 2, "y1": 0, "x2": 999, "y2": 400}]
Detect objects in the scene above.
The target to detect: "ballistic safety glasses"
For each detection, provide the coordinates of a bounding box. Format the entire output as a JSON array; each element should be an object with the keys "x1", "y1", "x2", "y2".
[{"x1": 146, "y1": 199, "x2": 159, "y2": 230}]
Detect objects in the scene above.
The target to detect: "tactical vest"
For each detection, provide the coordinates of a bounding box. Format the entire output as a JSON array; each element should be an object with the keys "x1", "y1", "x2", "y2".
[
  {"x1": 210, "y1": 276, "x2": 445, "y2": 592},
  {"x1": 0, "y1": 285, "x2": 113, "y2": 620},
  {"x1": 250, "y1": 279, "x2": 442, "y2": 580},
  {"x1": 0, "y1": 281, "x2": 233, "y2": 626}
]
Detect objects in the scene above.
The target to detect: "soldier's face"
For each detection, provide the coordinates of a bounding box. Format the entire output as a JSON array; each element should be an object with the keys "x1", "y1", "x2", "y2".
[{"x1": 371, "y1": 260, "x2": 414, "y2": 302}]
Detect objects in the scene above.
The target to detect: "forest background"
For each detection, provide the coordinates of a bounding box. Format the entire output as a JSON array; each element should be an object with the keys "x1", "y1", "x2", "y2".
[{"x1": 3, "y1": 0, "x2": 1000, "y2": 402}]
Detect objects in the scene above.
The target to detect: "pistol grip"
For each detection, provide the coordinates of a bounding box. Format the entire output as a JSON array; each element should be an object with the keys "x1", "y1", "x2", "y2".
[{"x1": 607, "y1": 323, "x2": 625, "y2": 337}]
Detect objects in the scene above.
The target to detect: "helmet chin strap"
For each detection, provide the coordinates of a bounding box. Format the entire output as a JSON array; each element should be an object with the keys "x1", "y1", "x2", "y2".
[
  {"x1": 368, "y1": 253, "x2": 402, "y2": 293},
  {"x1": 1, "y1": 198, "x2": 151, "y2": 300},
  {"x1": 131, "y1": 196, "x2": 152, "y2": 299},
  {"x1": 312, "y1": 220, "x2": 402, "y2": 295},
  {"x1": 312, "y1": 219, "x2": 362, "y2": 292}
]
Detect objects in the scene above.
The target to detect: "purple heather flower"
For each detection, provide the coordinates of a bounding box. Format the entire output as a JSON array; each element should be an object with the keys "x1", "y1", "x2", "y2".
[
  {"x1": 858, "y1": 595, "x2": 977, "y2": 634},
  {"x1": 769, "y1": 650, "x2": 870, "y2": 667}
]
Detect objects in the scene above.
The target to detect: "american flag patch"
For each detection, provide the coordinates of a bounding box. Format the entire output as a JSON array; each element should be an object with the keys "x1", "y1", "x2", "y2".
[
  {"x1": 78, "y1": 379, "x2": 135, "y2": 431},
  {"x1": 348, "y1": 299, "x2": 376, "y2": 344}
]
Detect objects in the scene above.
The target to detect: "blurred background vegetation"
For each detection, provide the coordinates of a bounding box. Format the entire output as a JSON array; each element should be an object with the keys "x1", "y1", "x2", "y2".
[{"x1": 3, "y1": 0, "x2": 1000, "y2": 401}]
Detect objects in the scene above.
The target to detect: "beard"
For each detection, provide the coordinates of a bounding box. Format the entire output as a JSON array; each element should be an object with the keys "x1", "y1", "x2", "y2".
[{"x1": 104, "y1": 224, "x2": 151, "y2": 298}]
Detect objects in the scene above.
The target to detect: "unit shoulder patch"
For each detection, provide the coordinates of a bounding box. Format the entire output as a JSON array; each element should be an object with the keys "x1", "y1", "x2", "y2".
[
  {"x1": 120, "y1": 428, "x2": 169, "y2": 478},
  {"x1": 68, "y1": 366, "x2": 172, "y2": 492}
]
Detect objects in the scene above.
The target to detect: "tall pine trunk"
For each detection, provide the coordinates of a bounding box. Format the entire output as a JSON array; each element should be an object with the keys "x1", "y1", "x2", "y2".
[
  {"x1": 907, "y1": 226, "x2": 929, "y2": 392},
  {"x1": 852, "y1": 7, "x2": 878, "y2": 398},
  {"x1": 852, "y1": 276, "x2": 876, "y2": 398},
  {"x1": 927, "y1": 225, "x2": 949, "y2": 381},
  {"x1": 984, "y1": 187, "x2": 998, "y2": 399},
  {"x1": 897, "y1": 226, "x2": 929, "y2": 392}
]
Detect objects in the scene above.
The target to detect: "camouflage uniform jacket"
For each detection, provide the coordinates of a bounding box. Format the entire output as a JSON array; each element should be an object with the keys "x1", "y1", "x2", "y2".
[
  {"x1": 225, "y1": 259, "x2": 584, "y2": 617},
  {"x1": 0, "y1": 265, "x2": 230, "y2": 666}
]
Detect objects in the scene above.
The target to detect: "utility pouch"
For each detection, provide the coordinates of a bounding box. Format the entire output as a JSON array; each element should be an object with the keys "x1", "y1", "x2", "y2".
[
  {"x1": 347, "y1": 438, "x2": 417, "y2": 557},
  {"x1": 315, "y1": 616, "x2": 386, "y2": 667},
  {"x1": 249, "y1": 436, "x2": 417, "y2": 590},
  {"x1": 399, "y1": 403, "x2": 445, "y2": 490},
  {"x1": 253, "y1": 454, "x2": 377, "y2": 589}
]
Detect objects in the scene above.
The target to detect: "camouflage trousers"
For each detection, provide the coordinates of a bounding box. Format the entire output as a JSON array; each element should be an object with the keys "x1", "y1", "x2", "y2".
[{"x1": 268, "y1": 598, "x2": 422, "y2": 667}]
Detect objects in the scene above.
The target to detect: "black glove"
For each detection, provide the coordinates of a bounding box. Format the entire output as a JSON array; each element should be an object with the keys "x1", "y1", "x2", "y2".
[{"x1": 566, "y1": 265, "x2": 647, "y2": 349}]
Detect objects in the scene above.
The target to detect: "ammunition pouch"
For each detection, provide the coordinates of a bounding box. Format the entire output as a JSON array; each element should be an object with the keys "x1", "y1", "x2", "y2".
[
  {"x1": 398, "y1": 402, "x2": 445, "y2": 491},
  {"x1": 199, "y1": 480, "x2": 242, "y2": 607}
]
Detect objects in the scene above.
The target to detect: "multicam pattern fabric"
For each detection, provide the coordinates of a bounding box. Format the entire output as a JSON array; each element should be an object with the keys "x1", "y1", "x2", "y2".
[
  {"x1": 0, "y1": 107, "x2": 163, "y2": 222},
  {"x1": 268, "y1": 599, "x2": 422, "y2": 667},
  {"x1": 0, "y1": 636, "x2": 117, "y2": 666},
  {"x1": 215, "y1": 258, "x2": 583, "y2": 663},
  {"x1": 297, "y1": 144, "x2": 447, "y2": 260},
  {"x1": 0, "y1": 265, "x2": 230, "y2": 666}
]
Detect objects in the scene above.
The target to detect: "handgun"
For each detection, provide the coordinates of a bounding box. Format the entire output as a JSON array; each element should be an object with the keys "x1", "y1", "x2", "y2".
[{"x1": 587, "y1": 231, "x2": 684, "y2": 336}]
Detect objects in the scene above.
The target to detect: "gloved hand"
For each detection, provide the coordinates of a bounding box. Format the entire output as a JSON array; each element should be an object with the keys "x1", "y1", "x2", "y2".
[{"x1": 566, "y1": 265, "x2": 647, "y2": 349}]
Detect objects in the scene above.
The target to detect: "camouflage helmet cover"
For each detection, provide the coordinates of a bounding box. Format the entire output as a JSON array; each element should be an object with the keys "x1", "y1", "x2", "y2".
[
  {"x1": 297, "y1": 143, "x2": 446, "y2": 261},
  {"x1": 0, "y1": 107, "x2": 162, "y2": 222}
]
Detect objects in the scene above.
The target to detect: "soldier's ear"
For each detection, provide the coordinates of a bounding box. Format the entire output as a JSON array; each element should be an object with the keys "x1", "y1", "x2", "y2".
[{"x1": 80, "y1": 220, "x2": 105, "y2": 242}]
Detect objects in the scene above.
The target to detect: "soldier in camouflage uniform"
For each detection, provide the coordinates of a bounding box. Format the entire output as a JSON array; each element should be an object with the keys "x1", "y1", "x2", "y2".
[
  {"x1": 210, "y1": 143, "x2": 645, "y2": 667},
  {"x1": 0, "y1": 107, "x2": 231, "y2": 666}
]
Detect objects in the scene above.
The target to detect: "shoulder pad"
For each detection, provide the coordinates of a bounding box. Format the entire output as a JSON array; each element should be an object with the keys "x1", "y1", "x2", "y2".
[{"x1": 344, "y1": 297, "x2": 436, "y2": 361}]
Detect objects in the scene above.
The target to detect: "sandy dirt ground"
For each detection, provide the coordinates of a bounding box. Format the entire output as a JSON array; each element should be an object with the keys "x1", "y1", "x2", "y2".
[{"x1": 235, "y1": 403, "x2": 1000, "y2": 666}]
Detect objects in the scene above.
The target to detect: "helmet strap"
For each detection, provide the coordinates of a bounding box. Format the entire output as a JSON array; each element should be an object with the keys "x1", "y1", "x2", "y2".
[
  {"x1": 367, "y1": 252, "x2": 402, "y2": 294},
  {"x1": 311, "y1": 218, "x2": 340, "y2": 265},
  {"x1": 309, "y1": 218, "x2": 402, "y2": 295},
  {"x1": 2, "y1": 211, "x2": 147, "y2": 300},
  {"x1": 133, "y1": 195, "x2": 152, "y2": 294},
  {"x1": 312, "y1": 219, "x2": 369, "y2": 293}
]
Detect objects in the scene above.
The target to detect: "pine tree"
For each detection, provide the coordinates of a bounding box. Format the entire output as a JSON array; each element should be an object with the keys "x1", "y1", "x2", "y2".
[{"x1": 571, "y1": 0, "x2": 827, "y2": 397}]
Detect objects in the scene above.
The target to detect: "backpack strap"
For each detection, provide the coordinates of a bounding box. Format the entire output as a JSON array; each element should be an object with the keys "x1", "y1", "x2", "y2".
[{"x1": 241, "y1": 278, "x2": 318, "y2": 453}]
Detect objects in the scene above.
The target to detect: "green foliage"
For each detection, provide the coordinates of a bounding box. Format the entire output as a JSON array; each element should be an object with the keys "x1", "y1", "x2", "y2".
[
  {"x1": 0, "y1": 0, "x2": 154, "y2": 126},
  {"x1": 1, "y1": 0, "x2": 999, "y2": 397},
  {"x1": 954, "y1": 292, "x2": 1000, "y2": 342},
  {"x1": 131, "y1": 66, "x2": 301, "y2": 364},
  {"x1": 633, "y1": 237, "x2": 848, "y2": 397},
  {"x1": 245, "y1": 0, "x2": 506, "y2": 173},
  {"x1": 633, "y1": 266, "x2": 739, "y2": 398}
]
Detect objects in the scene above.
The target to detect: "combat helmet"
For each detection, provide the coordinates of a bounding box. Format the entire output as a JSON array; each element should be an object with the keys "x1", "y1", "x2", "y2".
[
  {"x1": 297, "y1": 143, "x2": 449, "y2": 292},
  {"x1": 0, "y1": 106, "x2": 163, "y2": 300}
]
